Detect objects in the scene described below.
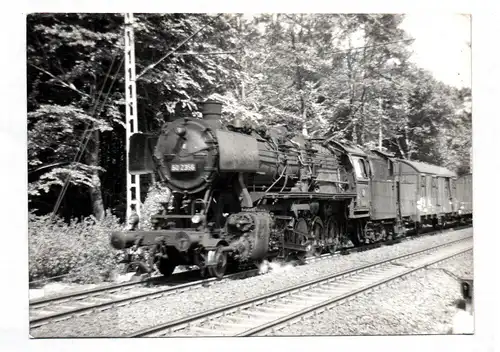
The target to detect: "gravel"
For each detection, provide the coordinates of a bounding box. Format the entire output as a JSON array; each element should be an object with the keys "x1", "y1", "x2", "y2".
[
  {"x1": 272, "y1": 251, "x2": 474, "y2": 335},
  {"x1": 429, "y1": 250, "x2": 474, "y2": 279},
  {"x1": 31, "y1": 227, "x2": 473, "y2": 337},
  {"x1": 29, "y1": 282, "x2": 100, "y2": 301},
  {"x1": 29, "y1": 268, "x2": 192, "y2": 301}
]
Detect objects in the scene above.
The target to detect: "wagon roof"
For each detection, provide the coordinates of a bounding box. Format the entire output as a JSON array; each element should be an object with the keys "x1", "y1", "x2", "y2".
[
  {"x1": 456, "y1": 172, "x2": 473, "y2": 180},
  {"x1": 370, "y1": 149, "x2": 395, "y2": 159},
  {"x1": 400, "y1": 160, "x2": 457, "y2": 177},
  {"x1": 327, "y1": 139, "x2": 367, "y2": 156}
]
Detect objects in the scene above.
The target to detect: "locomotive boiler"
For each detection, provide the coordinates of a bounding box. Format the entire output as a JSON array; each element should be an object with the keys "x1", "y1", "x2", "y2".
[{"x1": 110, "y1": 99, "x2": 473, "y2": 279}]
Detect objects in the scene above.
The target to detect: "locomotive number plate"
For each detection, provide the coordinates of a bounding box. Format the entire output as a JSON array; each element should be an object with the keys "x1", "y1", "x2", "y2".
[{"x1": 170, "y1": 163, "x2": 196, "y2": 172}]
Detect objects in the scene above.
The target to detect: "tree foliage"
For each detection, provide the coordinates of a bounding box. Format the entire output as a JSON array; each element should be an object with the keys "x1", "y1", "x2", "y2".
[{"x1": 27, "y1": 13, "x2": 472, "y2": 220}]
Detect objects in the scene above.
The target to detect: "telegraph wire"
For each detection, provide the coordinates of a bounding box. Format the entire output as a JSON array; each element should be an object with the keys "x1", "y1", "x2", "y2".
[
  {"x1": 173, "y1": 51, "x2": 238, "y2": 56},
  {"x1": 28, "y1": 63, "x2": 92, "y2": 99},
  {"x1": 45, "y1": 15, "x2": 416, "y2": 220},
  {"x1": 136, "y1": 13, "x2": 223, "y2": 80},
  {"x1": 50, "y1": 53, "x2": 117, "y2": 220},
  {"x1": 50, "y1": 54, "x2": 125, "y2": 221}
]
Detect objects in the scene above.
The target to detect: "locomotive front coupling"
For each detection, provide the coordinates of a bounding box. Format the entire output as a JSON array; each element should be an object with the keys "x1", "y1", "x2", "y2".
[{"x1": 110, "y1": 229, "x2": 222, "y2": 253}]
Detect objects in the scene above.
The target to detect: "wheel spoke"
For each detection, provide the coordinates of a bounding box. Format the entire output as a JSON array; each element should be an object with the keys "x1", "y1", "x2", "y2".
[
  {"x1": 325, "y1": 216, "x2": 340, "y2": 254},
  {"x1": 312, "y1": 220, "x2": 323, "y2": 257}
]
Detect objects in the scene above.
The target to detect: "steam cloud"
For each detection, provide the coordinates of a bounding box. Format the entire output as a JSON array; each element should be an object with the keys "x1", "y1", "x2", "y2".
[{"x1": 258, "y1": 259, "x2": 294, "y2": 275}]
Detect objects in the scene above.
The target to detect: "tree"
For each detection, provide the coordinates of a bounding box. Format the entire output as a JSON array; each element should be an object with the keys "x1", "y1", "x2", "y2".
[
  {"x1": 27, "y1": 14, "x2": 124, "y2": 220},
  {"x1": 27, "y1": 13, "x2": 472, "y2": 220},
  {"x1": 27, "y1": 13, "x2": 244, "y2": 220}
]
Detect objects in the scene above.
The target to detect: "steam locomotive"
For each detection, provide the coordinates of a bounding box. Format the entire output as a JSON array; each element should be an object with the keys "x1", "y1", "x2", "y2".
[{"x1": 110, "y1": 100, "x2": 473, "y2": 278}]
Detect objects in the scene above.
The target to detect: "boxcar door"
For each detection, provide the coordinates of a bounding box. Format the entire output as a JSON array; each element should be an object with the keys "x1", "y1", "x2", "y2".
[
  {"x1": 399, "y1": 164, "x2": 418, "y2": 222},
  {"x1": 450, "y1": 178, "x2": 458, "y2": 213},
  {"x1": 418, "y1": 175, "x2": 426, "y2": 217},
  {"x1": 395, "y1": 171, "x2": 402, "y2": 219},
  {"x1": 442, "y1": 177, "x2": 452, "y2": 213},
  {"x1": 370, "y1": 158, "x2": 396, "y2": 220},
  {"x1": 431, "y1": 176, "x2": 438, "y2": 215}
]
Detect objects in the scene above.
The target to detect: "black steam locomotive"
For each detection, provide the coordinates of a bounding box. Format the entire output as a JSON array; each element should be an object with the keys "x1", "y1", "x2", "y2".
[{"x1": 110, "y1": 100, "x2": 473, "y2": 278}]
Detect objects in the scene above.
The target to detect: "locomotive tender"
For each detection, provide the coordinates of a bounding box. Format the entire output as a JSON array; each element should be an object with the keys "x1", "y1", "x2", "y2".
[{"x1": 110, "y1": 100, "x2": 473, "y2": 278}]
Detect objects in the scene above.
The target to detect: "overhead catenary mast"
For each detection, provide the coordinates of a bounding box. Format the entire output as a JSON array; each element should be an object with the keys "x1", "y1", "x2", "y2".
[
  {"x1": 122, "y1": 13, "x2": 234, "y2": 221},
  {"x1": 124, "y1": 13, "x2": 141, "y2": 220}
]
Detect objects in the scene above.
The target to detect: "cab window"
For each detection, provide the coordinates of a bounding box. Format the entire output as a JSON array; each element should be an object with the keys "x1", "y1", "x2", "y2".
[
  {"x1": 364, "y1": 160, "x2": 371, "y2": 177},
  {"x1": 353, "y1": 157, "x2": 369, "y2": 179}
]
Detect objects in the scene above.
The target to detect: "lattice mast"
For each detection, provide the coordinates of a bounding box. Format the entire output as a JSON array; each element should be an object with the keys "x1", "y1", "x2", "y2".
[{"x1": 124, "y1": 13, "x2": 141, "y2": 219}]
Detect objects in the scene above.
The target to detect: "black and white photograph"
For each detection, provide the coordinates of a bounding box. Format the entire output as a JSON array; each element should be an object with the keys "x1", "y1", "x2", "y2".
[{"x1": 20, "y1": 10, "x2": 478, "y2": 340}]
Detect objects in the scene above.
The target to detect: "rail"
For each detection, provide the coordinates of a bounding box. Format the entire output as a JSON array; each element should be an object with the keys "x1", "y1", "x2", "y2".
[
  {"x1": 128, "y1": 235, "x2": 472, "y2": 337},
  {"x1": 29, "y1": 225, "x2": 471, "y2": 329}
]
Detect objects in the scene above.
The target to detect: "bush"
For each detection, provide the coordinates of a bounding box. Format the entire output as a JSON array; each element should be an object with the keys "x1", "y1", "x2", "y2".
[
  {"x1": 29, "y1": 184, "x2": 173, "y2": 285},
  {"x1": 140, "y1": 183, "x2": 171, "y2": 230},
  {"x1": 29, "y1": 210, "x2": 124, "y2": 284}
]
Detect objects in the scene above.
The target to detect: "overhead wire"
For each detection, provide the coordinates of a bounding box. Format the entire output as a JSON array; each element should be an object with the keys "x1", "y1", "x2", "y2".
[
  {"x1": 173, "y1": 51, "x2": 238, "y2": 56},
  {"x1": 28, "y1": 63, "x2": 92, "y2": 99},
  {"x1": 51, "y1": 14, "x2": 228, "y2": 220},
  {"x1": 50, "y1": 62, "x2": 112, "y2": 221},
  {"x1": 54, "y1": 56, "x2": 125, "y2": 220},
  {"x1": 50, "y1": 53, "x2": 124, "y2": 221},
  {"x1": 46, "y1": 15, "x2": 415, "y2": 220},
  {"x1": 136, "y1": 13, "x2": 223, "y2": 80}
]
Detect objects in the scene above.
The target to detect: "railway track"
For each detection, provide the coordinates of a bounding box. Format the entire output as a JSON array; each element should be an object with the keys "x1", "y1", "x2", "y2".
[
  {"x1": 29, "y1": 266, "x2": 255, "y2": 328},
  {"x1": 29, "y1": 250, "x2": 339, "y2": 328},
  {"x1": 128, "y1": 235, "x2": 472, "y2": 337},
  {"x1": 29, "y1": 225, "x2": 470, "y2": 329}
]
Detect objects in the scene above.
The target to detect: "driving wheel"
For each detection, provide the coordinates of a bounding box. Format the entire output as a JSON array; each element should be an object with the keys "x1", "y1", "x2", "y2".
[
  {"x1": 349, "y1": 220, "x2": 366, "y2": 246},
  {"x1": 311, "y1": 218, "x2": 324, "y2": 257},
  {"x1": 325, "y1": 217, "x2": 341, "y2": 254},
  {"x1": 208, "y1": 245, "x2": 228, "y2": 279},
  {"x1": 194, "y1": 252, "x2": 208, "y2": 278},
  {"x1": 295, "y1": 218, "x2": 311, "y2": 263}
]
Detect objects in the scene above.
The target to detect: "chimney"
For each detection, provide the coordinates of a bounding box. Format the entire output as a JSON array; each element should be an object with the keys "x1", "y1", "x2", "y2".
[
  {"x1": 201, "y1": 100, "x2": 222, "y2": 120},
  {"x1": 200, "y1": 99, "x2": 222, "y2": 129}
]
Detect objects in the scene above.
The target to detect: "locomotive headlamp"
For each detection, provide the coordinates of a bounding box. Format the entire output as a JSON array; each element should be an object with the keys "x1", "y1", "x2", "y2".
[
  {"x1": 175, "y1": 126, "x2": 187, "y2": 137},
  {"x1": 191, "y1": 214, "x2": 203, "y2": 224}
]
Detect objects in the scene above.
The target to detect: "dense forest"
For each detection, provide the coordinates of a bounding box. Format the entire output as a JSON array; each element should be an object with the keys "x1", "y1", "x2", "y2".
[{"x1": 27, "y1": 13, "x2": 472, "y2": 222}]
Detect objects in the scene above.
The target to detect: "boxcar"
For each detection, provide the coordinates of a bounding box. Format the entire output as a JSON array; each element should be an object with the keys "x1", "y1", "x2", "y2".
[{"x1": 398, "y1": 160, "x2": 457, "y2": 228}]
